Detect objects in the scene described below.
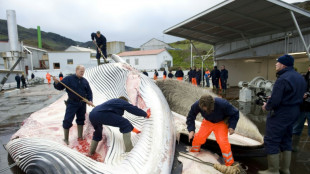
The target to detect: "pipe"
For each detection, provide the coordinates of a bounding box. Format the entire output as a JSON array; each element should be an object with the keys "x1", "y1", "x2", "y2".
[
  {"x1": 37, "y1": 26, "x2": 42, "y2": 49},
  {"x1": 23, "y1": 46, "x2": 33, "y2": 71},
  {"x1": 6, "y1": 10, "x2": 19, "y2": 52}
]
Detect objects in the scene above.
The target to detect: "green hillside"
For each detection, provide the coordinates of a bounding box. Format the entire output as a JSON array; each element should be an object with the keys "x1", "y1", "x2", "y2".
[{"x1": 168, "y1": 40, "x2": 214, "y2": 70}]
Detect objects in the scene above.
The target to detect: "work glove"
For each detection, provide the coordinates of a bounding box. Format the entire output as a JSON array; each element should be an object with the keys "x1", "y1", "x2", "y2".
[
  {"x1": 132, "y1": 127, "x2": 141, "y2": 134},
  {"x1": 146, "y1": 108, "x2": 151, "y2": 118}
]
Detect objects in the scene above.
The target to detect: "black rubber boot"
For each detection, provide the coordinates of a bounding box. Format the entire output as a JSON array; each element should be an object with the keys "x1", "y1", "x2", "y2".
[{"x1": 292, "y1": 135, "x2": 300, "y2": 152}]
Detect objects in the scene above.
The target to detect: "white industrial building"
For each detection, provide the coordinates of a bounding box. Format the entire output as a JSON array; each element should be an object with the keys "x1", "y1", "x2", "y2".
[
  {"x1": 107, "y1": 41, "x2": 125, "y2": 55},
  {"x1": 140, "y1": 38, "x2": 173, "y2": 50},
  {"x1": 118, "y1": 49, "x2": 173, "y2": 70}
]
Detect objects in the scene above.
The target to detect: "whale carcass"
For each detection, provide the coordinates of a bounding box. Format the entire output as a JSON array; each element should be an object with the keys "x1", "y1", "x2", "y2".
[{"x1": 5, "y1": 55, "x2": 176, "y2": 174}]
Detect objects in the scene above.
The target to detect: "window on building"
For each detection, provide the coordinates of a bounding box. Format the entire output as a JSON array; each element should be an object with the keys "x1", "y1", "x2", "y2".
[
  {"x1": 126, "y1": 59, "x2": 130, "y2": 64},
  {"x1": 135, "y1": 58, "x2": 139, "y2": 65},
  {"x1": 67, "y1": 59, "x2": 73, "y2": 64},
  {"x1": 53, "y1": 63, "x2": 60, "y2": 69}
]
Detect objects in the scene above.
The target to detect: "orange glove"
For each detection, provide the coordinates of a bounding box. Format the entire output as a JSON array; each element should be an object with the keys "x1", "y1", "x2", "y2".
[
  {"x1": 146, "y1": 108, "x2": 151, "y2": 118},
  {"x1": 132, "y1": 127, "x2": 141, "y2": 134}
]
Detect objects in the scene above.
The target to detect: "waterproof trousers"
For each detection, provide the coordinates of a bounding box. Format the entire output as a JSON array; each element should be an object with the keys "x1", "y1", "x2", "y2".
[
  {"x1": 191, "y1": 78, "x2": 197, "y2": 86},
  {"x1": 177, "y1": 77, "x2": 183, "y2": 81},
  {"x1": 191, "y1": 119, "x2": 234, "y2": 166}
]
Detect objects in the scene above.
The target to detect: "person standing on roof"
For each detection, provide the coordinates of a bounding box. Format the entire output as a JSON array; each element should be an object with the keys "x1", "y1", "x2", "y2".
[
  {"x1": 52, "y1": 65, "x2": 93, "y2": 145},
  {"x1": 91, "y1": 31, "x2": 107, "y2": 65},
  {"x1": 187, "y1": 94, "x2": 239, "y2": 166},
  {"x1": 88, "y1": 96, "x2": 151, "y2": 155}
]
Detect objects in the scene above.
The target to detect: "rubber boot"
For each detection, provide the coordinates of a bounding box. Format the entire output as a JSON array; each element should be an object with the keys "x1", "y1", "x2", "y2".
[
  {"x1": 89, "y1": 140, "x2": 99, "y2": 155},
  {"x1": 64, "y1": 129, "x2": 69, "y2": 145},
  {"x1": 97, "y1": 59, "x2": 100, "y2": 66},
  {"x1": 292, "y1": 135, "x2": 300, "y2": 152},
  {"x1": 77, "y1": 125, "x2": 83, "y2": 140},
  {"x1": 279, "y1": 151, "x2": 291, "y2": 174},
  {"x1": 123, "y1": 132, "x2": 133, "y2": 152},
  {"x1": 258, "y1": 153, "x2": 280, "y2": 174}
]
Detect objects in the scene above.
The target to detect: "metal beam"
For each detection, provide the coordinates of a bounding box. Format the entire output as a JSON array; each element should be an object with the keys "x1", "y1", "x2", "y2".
[
  {"x1": 0, "y1": 56, "x2": 23, "y2": 91},
  {"x1": 221, "y1": 8, "x2": 284, "y2": 31},
  {"x1": 290, "y1": 10, "x2": 310, "y2": 61},
  {"x1": 179, "y1": 26, "x2": 229, "y2": 41},
  {"x1": 169, "y1": 32, "x2": 216, "y2": 45},
  {"x1": 196, "y1": 19, "x2": 252, "y2": 37}
]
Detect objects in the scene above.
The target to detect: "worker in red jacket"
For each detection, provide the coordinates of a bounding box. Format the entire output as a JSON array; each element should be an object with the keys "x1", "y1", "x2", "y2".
[{"x1": 187, "y1": 94, "x2": 239, "y2": 166}]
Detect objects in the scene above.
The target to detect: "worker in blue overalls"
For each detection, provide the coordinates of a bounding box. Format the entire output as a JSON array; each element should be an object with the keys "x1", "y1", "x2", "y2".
[
  {"x1": 53, "y1": 65, "x2": 93, "y2": 145},
  {"x1": 259, "y1": 55, "x2": 306, "y2": 174},
  {"x1": 91, "y1": 31, "x2": 107, "y2": 65},
  {"x1": 88, "y1": 96, "x2": 151, "y2": 155}
]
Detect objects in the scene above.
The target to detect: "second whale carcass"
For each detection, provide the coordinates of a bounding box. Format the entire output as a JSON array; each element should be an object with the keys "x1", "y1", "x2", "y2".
[{"x1": 5, "y1": 55, "x2": 175, "y2": 174}]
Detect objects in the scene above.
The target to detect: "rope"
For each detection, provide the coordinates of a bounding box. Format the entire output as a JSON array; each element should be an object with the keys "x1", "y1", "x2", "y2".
[{"x1": 178, "y1": 151, "x2": 247, "y2": 174}]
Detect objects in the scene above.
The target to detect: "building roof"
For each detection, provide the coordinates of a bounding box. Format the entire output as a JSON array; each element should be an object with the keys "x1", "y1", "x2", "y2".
[
  {"x1": 140, "y1": 38, "x2": 171, "y2": 48},
  {"x1": 65, "y1": 46, "x2": 96, "y2": 53},
  {"x1": 24, "y1": 45, "x2": 47, "y2": 52},
  {"x1": 164, "y1": 0, "x2": 310, "y2": 45},
  {"x1": 117, "y1": 49, "x2": 166, "y2": 57}
]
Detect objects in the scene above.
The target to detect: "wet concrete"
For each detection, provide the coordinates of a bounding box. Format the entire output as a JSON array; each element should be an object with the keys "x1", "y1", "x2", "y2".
[
  {"x1": 0, "y1": 84, "x2": 64, "y2": 174},
  {"x1": 0, "y1": 85, "x2": 309, "y2": 174}
]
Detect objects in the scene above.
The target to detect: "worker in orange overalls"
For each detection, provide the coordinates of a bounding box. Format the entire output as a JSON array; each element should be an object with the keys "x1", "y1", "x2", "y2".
[
  {"x1": 46, "y1": 72, "x2": 51, "y2": 84},
  {"x1": 191, "y1": 66, "x2": 197, "y2": 85},
  {"x1": 163, "y1": 69, "x2": 167, "y2": 80},
  {"x1": 153, "y1": 69, "x2": 158, "y2": 80},
  {"x1": 59, "y1": 72, "x2": 64, "y2": 81},
  {"x1": 175, "y1": 67, "x2": 184, "y2": 81},
  {"x1": 187, "y1": 94, "x2": 239, "y2": 166}
]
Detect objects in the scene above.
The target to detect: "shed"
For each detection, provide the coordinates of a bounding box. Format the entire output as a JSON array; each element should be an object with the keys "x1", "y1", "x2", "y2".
[{"x1": 164, "y1": 0, "x2": 310, "y2": 86}]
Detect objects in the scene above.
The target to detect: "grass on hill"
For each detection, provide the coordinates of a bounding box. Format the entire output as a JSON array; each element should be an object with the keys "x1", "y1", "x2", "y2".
[{"x1": 168, "y1": 40, "x2": 214, "y2": 70}]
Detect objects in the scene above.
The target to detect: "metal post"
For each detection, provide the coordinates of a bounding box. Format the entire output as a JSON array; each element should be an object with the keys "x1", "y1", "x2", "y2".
[
  {"x1": 37, "y1": 26, "x2": 42, "y2": 49},
  {"x1": 290, "y1": 10, "x2": 310, "y2": 61},
  {"x1": 190, "y1": 41, "x2": 193, "y2": 67},
  {"x1": 0, "y1": 56, "x2": 23, "y2": 91}
]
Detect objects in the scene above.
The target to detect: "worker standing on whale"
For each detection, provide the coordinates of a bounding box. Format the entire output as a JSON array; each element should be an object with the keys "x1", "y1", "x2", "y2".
[
  {"x1": 53, "y1": 65, "x2": 93, "y2": 145},
  {"x1": 88, "y1": 96, "x2": 151, "y2": 155}
]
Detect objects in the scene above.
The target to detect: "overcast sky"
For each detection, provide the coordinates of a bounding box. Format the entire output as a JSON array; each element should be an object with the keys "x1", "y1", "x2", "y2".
[{"x1": 0, "y1": 0, "x2": 307, "y2": 47}]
